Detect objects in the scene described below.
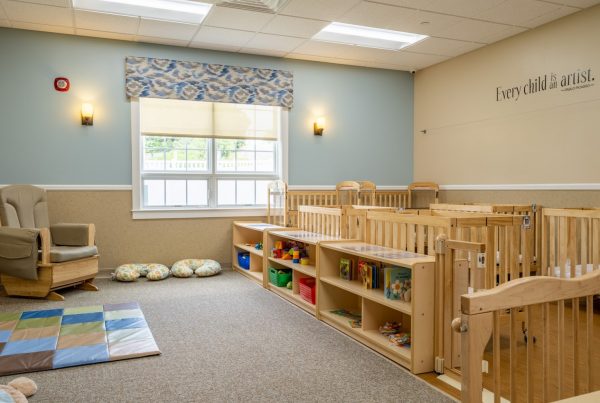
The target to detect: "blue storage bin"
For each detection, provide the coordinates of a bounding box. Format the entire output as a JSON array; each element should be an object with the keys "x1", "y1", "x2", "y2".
[{"x1": 237, "y1": 252, "x2": 250, "y2": 270}]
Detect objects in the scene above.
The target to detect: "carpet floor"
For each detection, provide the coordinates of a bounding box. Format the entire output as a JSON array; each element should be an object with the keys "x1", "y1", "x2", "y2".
[{"x1": 0, "y1": 270, "x2": 453, "y2": 403}]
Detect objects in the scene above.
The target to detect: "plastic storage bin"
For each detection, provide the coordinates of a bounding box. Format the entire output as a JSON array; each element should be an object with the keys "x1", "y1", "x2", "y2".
[
  {"x1": 299, "y1": 277, "x2": 316, "y2": 304},
  {"x1": 237, "y1": 252, "x2": 250, "y2": 270},
  {"x1": 269, "y1": 267, "x2": 292, "y2": 287}
]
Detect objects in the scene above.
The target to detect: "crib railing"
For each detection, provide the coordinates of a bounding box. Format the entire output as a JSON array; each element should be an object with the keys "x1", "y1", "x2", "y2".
[{"x1": 455, "y1": 269, "x2": 600, "y2": 402}]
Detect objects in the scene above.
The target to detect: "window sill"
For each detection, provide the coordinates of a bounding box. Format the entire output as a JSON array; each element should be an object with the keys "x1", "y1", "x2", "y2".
[{"x1": 131, "y1": 207, "x2": 267, "y2": 220}]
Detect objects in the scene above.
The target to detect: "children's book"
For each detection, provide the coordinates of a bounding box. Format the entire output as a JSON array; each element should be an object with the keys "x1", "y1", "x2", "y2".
[
  {"x1": 384, "y1": 267, "x2": 411, "y2": 300},
  {"x1": 339, "y1": 258, "x2": 353, "y2": 280}
]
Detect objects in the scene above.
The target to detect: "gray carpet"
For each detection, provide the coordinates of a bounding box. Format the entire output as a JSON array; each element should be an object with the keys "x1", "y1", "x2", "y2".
[{"x1": 0, "y1": 270, "x2": 452, "y2": 403}]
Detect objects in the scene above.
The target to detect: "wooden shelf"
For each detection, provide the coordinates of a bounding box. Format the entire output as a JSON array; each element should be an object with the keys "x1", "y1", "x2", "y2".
[
  {"x1": 268, "y1": 229, "x2": 342, "y2": 246},
  {"x1": 267, "y1": 283, "x2": 316, "y2": 315},
  {"x1": 319, "y1": 241, "x2": 435, "y2": 267},
  {"x1": 233, "y1": 264, "x2": 263, "y2": 284},
  {"x1": 234, "y1": 243, "x2": 263, "y2": 257},
  {"x1": 320, "y1": 311, "x2": 411, "y2": 365},
  {"x1": 267, "y1": 257, "x2": 316, "y2": 277},
  {"x1": 320, "y1": 276, "x2": 412, "y2": 315}
]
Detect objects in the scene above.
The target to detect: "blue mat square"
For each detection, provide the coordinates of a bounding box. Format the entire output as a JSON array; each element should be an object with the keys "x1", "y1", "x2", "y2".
[
  {"x1": 105, "y1": 318, "x2": 147, "y2": 331},
  {"x1": 53, "y1": 344, "x2": 109, "y2": 368},
  {"x1": 61, "y1": 312, "x2": 104, "y2": 325},
  {"x1": 1, "y1": 337, "x2": 58, "y2": 356},
  {"x1": 0, "y1": 331, "x2": 11, "y2": 343},
  {"x1": 21, "y1": 309, "x2": 64, "y2": 319}
]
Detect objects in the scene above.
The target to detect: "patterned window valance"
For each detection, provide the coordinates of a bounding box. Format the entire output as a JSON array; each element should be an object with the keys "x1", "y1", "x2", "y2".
[{"x1": 125, "y1": 56, "x2": 293, "y2": 108}]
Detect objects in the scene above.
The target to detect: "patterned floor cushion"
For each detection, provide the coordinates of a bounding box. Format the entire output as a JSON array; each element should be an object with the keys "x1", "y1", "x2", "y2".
[
  {"x1": 146, "y1": 264, "x2": 170, "y2": 281},
  {"x1": 171, "y1": 260, "x2": 194, "y2": 278},
  {"x1": 171, "y1": 259, "x2": 221, "y2": 278},
  {"x1": 113, "y1": 265, "x2": 140, "y2": 282},
  {"x1": 113, "y1": 263, "x2": 170, "y2": 282},
  {"x1": 194, "y1": 259, "x2": 222, "y2": 277}
]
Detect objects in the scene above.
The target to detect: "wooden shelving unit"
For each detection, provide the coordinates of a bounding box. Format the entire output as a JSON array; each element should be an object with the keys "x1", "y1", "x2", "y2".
[
  {"x1": 232, "y1": 222, "x2": 283, "y2": 285},
  {"x1": 317, "y1": 241, "x2": 435, "y2": 374},
  {"x1": 264, "y1": 229, "x2": 342, "y2": 315}
]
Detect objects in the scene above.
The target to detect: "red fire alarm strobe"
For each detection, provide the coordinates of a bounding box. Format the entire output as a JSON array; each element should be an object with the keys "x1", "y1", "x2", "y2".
[{"x1": 54, "y1": 77, "x2": 70, "y2": 92}]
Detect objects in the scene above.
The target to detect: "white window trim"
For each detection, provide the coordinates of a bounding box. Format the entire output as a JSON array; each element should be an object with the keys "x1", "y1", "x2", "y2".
[{"x1": 130, "y1": 97, "x2": 289, "y2": 219}]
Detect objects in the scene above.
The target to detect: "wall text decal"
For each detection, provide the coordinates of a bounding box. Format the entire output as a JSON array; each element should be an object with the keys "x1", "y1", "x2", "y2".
[{"x1": 496, "y1": 68, "x2": 595, "y2": 102}]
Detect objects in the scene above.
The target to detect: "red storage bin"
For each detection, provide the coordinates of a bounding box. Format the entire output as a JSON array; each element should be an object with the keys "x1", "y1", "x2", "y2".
[{"x1": 299, "y1": 277, "x2": 316, "y2": 305}]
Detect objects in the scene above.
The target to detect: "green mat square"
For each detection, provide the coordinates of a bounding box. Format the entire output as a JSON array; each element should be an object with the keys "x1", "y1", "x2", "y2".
[
  {"x1": 60, "y1": 321, "x2": 105, "y2": 336},
  {"x1": 15, "y1": 317, "x2": 61, "y2": 329},
  {"x1": 64, "y1": 305, "x2": 104, "y2": 315},
  {"x1": 0, "y1": 313, "x2": 21, "y2": 322}
]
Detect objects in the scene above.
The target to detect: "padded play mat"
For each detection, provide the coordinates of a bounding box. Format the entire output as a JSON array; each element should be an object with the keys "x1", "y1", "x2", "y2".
[{"x1": 0, "y1": 302, "x2": 160, "y2": 376}]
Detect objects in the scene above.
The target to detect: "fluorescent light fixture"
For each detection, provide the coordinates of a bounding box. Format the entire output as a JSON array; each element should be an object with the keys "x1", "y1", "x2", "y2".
[
  {"x1": 313, "y1": 22, "x2": 427, "y2": 51},
  {"x1": 73, "y1": 0, "x2": 213, "y2": 24}
]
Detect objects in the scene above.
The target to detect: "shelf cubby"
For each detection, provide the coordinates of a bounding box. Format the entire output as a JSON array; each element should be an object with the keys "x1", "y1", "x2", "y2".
[{"x1": 232, "y1": 221, "x2": 283, "y2": 285}]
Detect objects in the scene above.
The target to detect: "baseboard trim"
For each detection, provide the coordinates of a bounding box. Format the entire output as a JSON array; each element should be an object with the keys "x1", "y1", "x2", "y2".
[{"x1": 439, "y1": 183, "x2": 600, "y2": 191}]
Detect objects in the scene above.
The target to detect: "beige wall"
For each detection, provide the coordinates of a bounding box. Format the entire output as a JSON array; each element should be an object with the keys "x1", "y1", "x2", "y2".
[
  {"x1": 47, "y1": 190, "x2": 256, "y2": 269},
  {"x1": 414, "y1": 5, "x2": 600, "y2": 185},
  {"x1": 440, "y1": 190, "x2": 600, "y2": 207}
]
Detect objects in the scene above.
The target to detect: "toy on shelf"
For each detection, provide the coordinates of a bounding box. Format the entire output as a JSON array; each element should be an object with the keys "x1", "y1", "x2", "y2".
[
  {"x1": 271, "y1": 240, "x2": 310, "y2": 265},
  {"x1": 254, "y1": 242, "x2": 263, "y2": 250},
  {"x1": 379, "y1": 322, "x2": 411, "y2": 348},
  {"x1": 358, "y1": 260, "x2": 381, "y2": 289},
  {"x1": 330, "y1": 309, "x2": 362, "y2": 328},
  {"x1": 339, "y1": 258, "x2": 353, "y2": 280},
  {"x1": 384, "y1": 267, "x2": 411, "y2": 302}
]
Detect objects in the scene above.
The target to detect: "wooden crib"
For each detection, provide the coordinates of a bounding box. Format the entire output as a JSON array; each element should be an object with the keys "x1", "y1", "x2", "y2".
[
  {"x1": 363, "y1": 210, "x2": 533, "y2": 375},
  {"x1": 456, "y1": 266, "x2": 600, "y2": 403}
]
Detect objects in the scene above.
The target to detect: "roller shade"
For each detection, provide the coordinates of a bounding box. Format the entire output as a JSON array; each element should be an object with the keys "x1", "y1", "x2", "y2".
[{"x1": 140, "y1": 98, "x2": 280, "y2": 140}]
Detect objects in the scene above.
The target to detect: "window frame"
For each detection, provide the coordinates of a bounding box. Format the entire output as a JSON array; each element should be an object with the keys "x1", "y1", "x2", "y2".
[{"x1": 130, "y1": 98, "x2": 288, "y2": 219}]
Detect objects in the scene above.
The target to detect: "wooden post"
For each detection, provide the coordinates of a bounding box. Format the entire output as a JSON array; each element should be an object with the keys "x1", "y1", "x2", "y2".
[{"x1": 460, "y1": 312, "x2": 493, "y2": 403}]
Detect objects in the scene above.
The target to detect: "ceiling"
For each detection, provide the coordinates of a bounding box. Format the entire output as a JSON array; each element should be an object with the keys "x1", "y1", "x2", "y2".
[{"x1": 0, "y1": 0, "x2": 598, "y2": 71}]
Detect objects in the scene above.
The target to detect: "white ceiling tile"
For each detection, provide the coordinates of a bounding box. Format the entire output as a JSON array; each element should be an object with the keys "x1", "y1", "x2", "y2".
[
  {"x1": 280, "y1": 0, "x2": 361, "y2": 21},
  {"x1": 4, "y1": 1, "x2": 73, "y2": 27},
  {"x1": 203, "y1": 6, "x2": 273, "y2": 31},
  {"x1": 189, "y1": 41, "x2": 242, "y2": 52},
  {"x1": 136, "y1": 35, "x2": 190, "y2": 47},
  {"x1": 478, "y1": 25, "x2": 528, "y2": 43},
  {"x1": 261, "y1": 15, "x2": 328, "y2": 38},
  {"x1": 244, "y1": 33, "x2": 305, "y2": 52},
  {"x1": 404, "y1": 37, "x2": 485, "y2": 57},
  {"x1": 138, "y1": 18, "x2": 198, "y2": 41},
  {"x1": 522, "y1": 5, "x2": 580, "y2": 28},
  {"x1": 552, "y1": 0, "x2": 600, "y2": 7},
  {"x1": 11, "y1": 20, "x2": 74, "y2": 34},
  {"x1": 436, "y1": 19, "x2": 516, "y2": 43},
  {"x1": 76, "y1": 28, "x2": 135, "y2": 41},
  {"x1": 74, "y1": 10, "x2": 139, "y2": 35},
  {"x1": 292, "y1": 40, "x2": 359, "y2": 59},
  {"x1": 191, "y1": 26, "x2": 254, "y2": 48},
  {"x1": 388, "y1": 50, "x2": 449, "y2": 69},
  {"x1": 402, "y1": 10, "x2": 467, "y2": 36},
  {"x1": 12, "y1": 0, "x2": 70, "y2": 7},
  {"x1": 376, "y1": 0, "x2": 506, "y2": 19},
  {"x1": 239, "y1": 47, "x2": 287, "y2": 57},
  {"x1": 286, "y1": 52, "x2": 413, "y2": 71},
  {"x1": 475, "y1": 0, "x2": 562, "y2": 26},
  {"x1": 338, "y1": 2, "x2": 419, "y2": 31}
]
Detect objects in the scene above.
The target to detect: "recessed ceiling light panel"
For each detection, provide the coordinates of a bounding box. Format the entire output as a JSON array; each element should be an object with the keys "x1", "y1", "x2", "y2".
[
  {"x1": 73, "y1": 0, "x2": 213, "y2": 24},
  {"x1": 313, "y1": 22, "x2": 428, "y2": 51}
]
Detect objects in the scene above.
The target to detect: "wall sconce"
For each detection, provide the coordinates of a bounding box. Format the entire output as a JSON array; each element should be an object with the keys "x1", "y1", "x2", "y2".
[
  {"x1": 81, "y1": 103, "x2": 94, "y2": 126},
  {"x1": 313, "y1": 117, "x2": 325, "y2": 136}
]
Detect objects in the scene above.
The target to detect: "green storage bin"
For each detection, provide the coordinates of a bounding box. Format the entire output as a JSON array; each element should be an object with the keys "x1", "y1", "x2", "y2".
[{"x1": 269, "y1": 267, "x2": 292, "y2": 287}]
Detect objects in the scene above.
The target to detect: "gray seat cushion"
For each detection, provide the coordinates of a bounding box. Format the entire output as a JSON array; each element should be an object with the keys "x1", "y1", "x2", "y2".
[{"x1": 49, "y1": 245, "x2": 98, "y2": 263}]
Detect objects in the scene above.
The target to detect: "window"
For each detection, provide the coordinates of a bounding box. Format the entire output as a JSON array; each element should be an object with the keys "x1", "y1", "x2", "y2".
[{"x1": 131, "y1": 98, "x2": 287, "y2": 218}]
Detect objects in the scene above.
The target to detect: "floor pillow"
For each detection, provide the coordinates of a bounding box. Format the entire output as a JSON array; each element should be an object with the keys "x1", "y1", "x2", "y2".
[
  {"x1": 194, "y1": 259, "x2": 222, "y2": 277},
  {"x1": 171, "y1": 260, "x2": 195, "y2": 278},
  {"x1": 146, "y1": 264, "x2": 170, "y2": 281},
  {"x1": 113, "y1": 265, "x2": 140, "y2": 282}
]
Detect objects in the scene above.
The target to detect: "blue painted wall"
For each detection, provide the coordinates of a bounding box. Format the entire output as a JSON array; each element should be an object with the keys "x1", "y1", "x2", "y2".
[{"x1": 0, "y1": 28, "x2": 413, "y2": 186}]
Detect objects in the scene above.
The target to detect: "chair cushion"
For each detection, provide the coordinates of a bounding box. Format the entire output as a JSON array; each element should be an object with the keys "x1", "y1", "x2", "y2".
[{"x1": 50, "y1": 245, "x2": 98, "y2": 263}]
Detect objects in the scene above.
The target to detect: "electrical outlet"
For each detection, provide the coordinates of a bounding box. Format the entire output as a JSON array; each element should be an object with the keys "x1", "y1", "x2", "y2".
[{"x1": 482, "y1": 360, "x2": 489, "y2": 373}]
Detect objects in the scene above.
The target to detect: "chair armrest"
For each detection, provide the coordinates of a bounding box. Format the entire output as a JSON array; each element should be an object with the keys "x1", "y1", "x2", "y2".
[
  {"x1": 0, "y1": 227, "x2": 42, "y2": 279},
  {"x1": 50, "y1": 223, "x2": 96, "y2": 247}
]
